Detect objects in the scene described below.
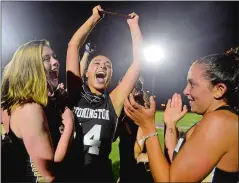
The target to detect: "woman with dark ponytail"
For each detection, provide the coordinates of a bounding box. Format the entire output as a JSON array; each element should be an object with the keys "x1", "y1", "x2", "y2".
[{"x1": 124, "y1": 47, "x2": 238, "y2": 182}]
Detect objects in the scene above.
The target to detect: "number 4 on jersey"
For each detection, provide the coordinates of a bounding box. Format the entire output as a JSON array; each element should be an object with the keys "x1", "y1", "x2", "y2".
[{"x1": 84, "y1": 124, "x2": 102, "y2": 155}]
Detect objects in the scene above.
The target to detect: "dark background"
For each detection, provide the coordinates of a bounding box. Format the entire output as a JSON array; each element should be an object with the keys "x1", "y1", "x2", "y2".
[{"x1": 2, "y1": 1, "x2": 238, "y2": 108}]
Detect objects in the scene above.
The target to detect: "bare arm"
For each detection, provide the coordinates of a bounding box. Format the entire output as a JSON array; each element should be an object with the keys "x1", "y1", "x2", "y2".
[
  {"x1": 164, "y1": 125, "x2": 178, "y2": 162},
  {"x1": 80, "y1": 43, "x2": 95, "y2": 77},
  {"x1": 110, "y1": 13, "x2": 143, "y2": 117},
  {"x1": 15, "y1": 103, "x2": 55, "y2": 182},
  {"x1": 124, "y1": 96, "x2": 169, "y2": 181},
  {"x1": 66, "y1": 6, "x2": 102, "y2": 98},
  {"x1": 164, "y1": 93, "x2": 187, "y2": 162},
  {"x1": 124, "y1": 96, "x2": 234, "y2": 182},
  {"x1": 134, "y1": 127, "x2": 143, "y2": 159},
  {"x1": 54, "y1": 107, "x2": 74, "y2": 162},
  {"x1": 134, "y1": 127, "x2": 149, "y2": 163},
  {"x1": 80, "y1": 51, "x2": 90, "y2": 77}
]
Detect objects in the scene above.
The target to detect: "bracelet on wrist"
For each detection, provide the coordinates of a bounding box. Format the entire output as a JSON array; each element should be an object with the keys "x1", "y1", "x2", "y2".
[{"x1": 142, "y1": 132, "x2": 158, "y2": 143}]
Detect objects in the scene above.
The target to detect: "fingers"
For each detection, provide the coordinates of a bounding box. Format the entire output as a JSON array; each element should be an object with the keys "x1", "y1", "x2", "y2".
[
  {"x1": 182, "y1": 105, "x2": 188, "y2": 114},
  {"x1": 124, "y1": 97, "x2": 136, "y2": 113},
  {"x1": 128, "y1": 12, "x2": 138, "y2": 19},
  {"x1": 177, "y1": 93, "x2": 182, "y2": 108},
  {"x1": 169, "y1": 93, "x2": 183, "y2": 109},
  {"x1": 180, "y1": 105, "x2": 188, "y2": 118},
  {"x1": 60, "y1": 83, "x2": 64, "y2": 89},
  {"x1": 93, "y1": 5, "x2": 104, "y2": 18},
  {"x1": 57, "y1": 83, "x2": 64, "y2": 90},
  {"x1": 95, "y1": 5, "x2": 103, "y2": 12},
  {"x1": 48, "y1": 91, "x2": 54, "y2": 97},
  {"x1": 129, "y1": 94, "x2": 142, "y2": 110},
  {"x1": 124, "y1": 106, "x2": 135, "y2": 121},
  {"x1": 166, "y1": 99, "x2": 171, "y2": 109},
  {"x1": 171, "y1": 93, "x2": 176, "y2": 107},
  {"x1": 149, "y1": 96, "x2": 156, "y2": 112}
]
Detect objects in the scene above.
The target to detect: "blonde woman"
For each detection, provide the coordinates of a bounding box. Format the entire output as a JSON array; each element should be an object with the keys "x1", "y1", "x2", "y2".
[{"x1": 1, "y1": 40, "x2": 74, "y2": 182}]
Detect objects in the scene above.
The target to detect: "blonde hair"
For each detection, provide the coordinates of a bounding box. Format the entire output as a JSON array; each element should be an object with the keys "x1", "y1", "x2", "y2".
[{"x1": 1, "y1": 40, "x2": 50, "y2": 112}]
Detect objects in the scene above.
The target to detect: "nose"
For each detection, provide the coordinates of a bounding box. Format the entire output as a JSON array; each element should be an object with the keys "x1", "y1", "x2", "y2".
[
  {"x1": 51, "y1": 57, "x2": 60, "y2": 68},
  {"x1": 100, "y1": 63, "x2": 107, "y2": 70},
  {"x1": 183, "y1": 84, "x2": 190, "y2": 96}
]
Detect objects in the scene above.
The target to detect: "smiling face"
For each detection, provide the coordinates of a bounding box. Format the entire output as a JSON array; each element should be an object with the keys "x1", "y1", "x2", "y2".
[
  {"x1": 42, "y1": 46, "x2": 60, "y2": 90},
  {"x1": 183, "y1": 63, "x2": 216, "y2": 115},
  {"x1": 86, "y1": 55, "x2": 113, "y2": 94}
]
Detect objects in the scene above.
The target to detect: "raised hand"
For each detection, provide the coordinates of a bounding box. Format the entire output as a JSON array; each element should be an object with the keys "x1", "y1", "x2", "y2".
[
  {"x1": 124, "y1": 94, "x2": 156, "y2": 130},
  {"x1": 127, "y1": 12, "x2": 139, "y2": 26},
  {"x1": 92, "y1": 5, "x2": 104, "y2": 19},
  {"x1": 164, "y1": 93, "x2": 187, "y2": 126},
  {"x1": 85, "y1": 42, "x2": 96, "y2": 54},
  {"x1": 57, "y1": 83, "x2": 65, "y2": 90}
]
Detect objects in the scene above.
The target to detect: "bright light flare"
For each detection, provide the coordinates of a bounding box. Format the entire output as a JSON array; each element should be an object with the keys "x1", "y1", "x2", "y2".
[{"x1": 143, "y1": 45, "x2": 164, "y2": 63}]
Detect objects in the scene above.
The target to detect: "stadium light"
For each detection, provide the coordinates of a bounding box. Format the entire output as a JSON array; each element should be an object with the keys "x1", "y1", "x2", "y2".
[
  {"x1": 143, "y1": 45, "x2": 164, "y2": 63},
  {"x1": 143, "y1": 44, "x2": 165, "y2": 95}
]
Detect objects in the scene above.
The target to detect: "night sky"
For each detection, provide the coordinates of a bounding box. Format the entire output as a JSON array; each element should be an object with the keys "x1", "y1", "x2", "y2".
[{"x1": 2, "y1": 1, "x2": 238, "y2": 108}]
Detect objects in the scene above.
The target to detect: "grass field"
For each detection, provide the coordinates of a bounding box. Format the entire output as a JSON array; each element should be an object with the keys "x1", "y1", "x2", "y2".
[{"x1": 109, "y1": 111, "x2": 213, "y2": 182}]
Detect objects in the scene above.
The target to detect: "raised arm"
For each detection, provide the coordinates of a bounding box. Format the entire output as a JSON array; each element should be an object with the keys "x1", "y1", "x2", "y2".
[
  {"x1": 80, "y1": 43, "x2": 95, "y2": 77},
  {"x1": 164, "y1": 93, "x2": 187, "y2": 162},
  {"x1": 66, "y1": 6, "x2": 103, "y2": 97},
  {"x1": 80, "y1": 52, "x2": 90, "y2": 78},
  {"x1": 110, "y1": 13, "x2": 143, "y2": 117}
]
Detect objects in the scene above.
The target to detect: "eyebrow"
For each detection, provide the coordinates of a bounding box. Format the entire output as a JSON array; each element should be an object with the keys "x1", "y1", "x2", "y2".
[
  {"x1": 43, "y1": 52, "x2": 55, "y2": 57},
  {"x1": 42, "y1": 55, "x2": 50, "y2": 59},
  {"x1": 93, "y1": 59, "x2": 111, "y2": 64},
  {"x1": 43, "y1": 52, "x2": 54, "y2": 56},
  {"x1": 187, "y1": 78, "x2": 196, "y2": 85}
]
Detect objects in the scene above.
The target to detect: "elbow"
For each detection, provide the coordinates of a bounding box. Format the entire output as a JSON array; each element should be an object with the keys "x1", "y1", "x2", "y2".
[{"x1": 54, "y1": 156, "x2": 64, "y2": 163}]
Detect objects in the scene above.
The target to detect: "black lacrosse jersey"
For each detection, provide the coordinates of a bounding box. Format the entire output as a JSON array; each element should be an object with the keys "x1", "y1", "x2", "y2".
[{"x1": 71, "y1": 84, "x2": 118, "y2": 181}]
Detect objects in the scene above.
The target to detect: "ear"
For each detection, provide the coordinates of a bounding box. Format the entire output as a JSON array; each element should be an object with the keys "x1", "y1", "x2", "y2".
[
  {"x1": 213, "y1": 83, "x2": 227, "y2": 99},
  {"x1": 85, "y1": 70, "x2": 89, "y2": 78}
]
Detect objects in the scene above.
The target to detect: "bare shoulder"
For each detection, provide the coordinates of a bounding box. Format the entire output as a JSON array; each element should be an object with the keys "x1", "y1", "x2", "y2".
[
  {"x1": 201, "y1": 110, "x2": 238, "y2": 129},
  {"x1": 10, "y1": 103, "x2": 46, "y2": 138},
  {"x1": 195, "y1": 110, "x2": 238, "y2": 146},
  {"x1": 12, "y1": 103, "x2": 45, "y2": 124},
  {"x1": 19, "y1": 102, "x2": 43, "y2": 111}
]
